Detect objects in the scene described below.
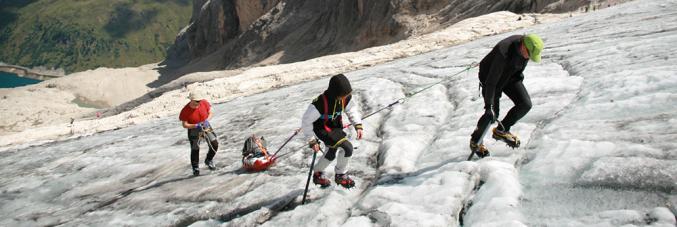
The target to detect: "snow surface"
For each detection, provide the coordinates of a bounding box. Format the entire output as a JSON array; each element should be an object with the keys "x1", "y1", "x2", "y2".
[{"x1": 1, "y1": 0, "x2": 676, "y2": 226}]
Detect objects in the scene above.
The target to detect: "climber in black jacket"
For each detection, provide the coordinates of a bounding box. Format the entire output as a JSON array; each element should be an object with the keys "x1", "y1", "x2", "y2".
[{"x1": 470, "y1": 34, "x2": 544, "y2": 158}]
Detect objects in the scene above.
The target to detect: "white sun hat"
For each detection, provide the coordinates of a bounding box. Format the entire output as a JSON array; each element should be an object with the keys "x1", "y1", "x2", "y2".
[{"x1": 188, "y1": 90, "x2": 206, "y2": 101}]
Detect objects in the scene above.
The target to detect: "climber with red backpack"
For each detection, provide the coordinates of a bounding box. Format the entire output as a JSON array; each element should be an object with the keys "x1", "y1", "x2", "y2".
[{"x1": 301, "y1": 74, "x2": 363, "y2": 189}]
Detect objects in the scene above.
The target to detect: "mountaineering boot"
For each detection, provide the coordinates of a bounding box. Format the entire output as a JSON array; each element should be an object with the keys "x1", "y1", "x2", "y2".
[
  {"x1": 205, "y1": 160, "x2": 216, "y2": 170},
  {"x1": 192, "y1": 167, "x2": 200, "y2": 176},
  {"x1": 469, "y1": 140, "x2": 490, "y2": 158},
  {"x1": 492, "y1": 128, "x2": 521, "y2": 148},
  {"x1": 335, "y1": 174, "x2": 355, "y2": 189},
  {"x1": 313, "y1": 172, "x2": 331, "y2": 188}
]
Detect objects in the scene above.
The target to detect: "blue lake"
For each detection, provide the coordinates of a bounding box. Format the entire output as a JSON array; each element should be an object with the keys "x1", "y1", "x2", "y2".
[{"x1": 0, "y1": 71, "x2": 41, "y2": 88}]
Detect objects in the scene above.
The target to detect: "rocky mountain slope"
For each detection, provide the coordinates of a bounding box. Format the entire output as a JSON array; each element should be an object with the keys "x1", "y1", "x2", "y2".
[{"x1": 165, "y1": 0, "x2": 626, "y2": 76}]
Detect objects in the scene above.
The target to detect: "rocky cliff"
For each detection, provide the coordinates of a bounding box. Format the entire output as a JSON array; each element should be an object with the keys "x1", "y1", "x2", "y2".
[{"x1": 165, "y1": 0, "x2": 624, "y2": 74}]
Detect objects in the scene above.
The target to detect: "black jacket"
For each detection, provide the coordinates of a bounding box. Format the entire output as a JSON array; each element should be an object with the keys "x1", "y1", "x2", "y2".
[
  {"x1": 479, "y1": 35, "x2": 529, "y2": 108},
  {"x1": 311, "y1": 74, "x2": 354, "y2": 145}
]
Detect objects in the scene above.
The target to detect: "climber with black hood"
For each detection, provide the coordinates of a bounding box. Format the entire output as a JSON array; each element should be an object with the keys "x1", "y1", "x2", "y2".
[{"x1": 301, "y1": 74, "x2": 363, "y2": 189}]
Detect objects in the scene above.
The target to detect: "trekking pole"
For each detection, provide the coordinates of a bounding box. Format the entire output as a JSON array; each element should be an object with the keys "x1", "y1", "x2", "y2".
[
  {"x1": 274, "y1": 144, "x2": 307, "y2": 159},
  {"x1": 302, "y1": 148, "x2": 319, "y2": 204},
  {"x1": 467, "y1": 116, "x2": 500, "y2": 161},
  {"x1": 466, "y1": 150, "x2": 476, "y2": 161},
  {"x1": 272, "y1": 128, "x2": 302, "y2": 157}
]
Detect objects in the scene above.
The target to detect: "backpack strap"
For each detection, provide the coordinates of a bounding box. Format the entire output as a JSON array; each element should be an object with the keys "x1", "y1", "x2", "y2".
[
  {"x1": 341, "y1": 96, "x2": 347, "y2": 110},
  {"x1": 322, "y1": 94, "x2": 332, "y2": 133},
  {"x1": 243, "y1": 135, "x2": 255, "y2": 157},
  {"x1": 254, "y1": 137, "x2": 269, "y2": 158}
]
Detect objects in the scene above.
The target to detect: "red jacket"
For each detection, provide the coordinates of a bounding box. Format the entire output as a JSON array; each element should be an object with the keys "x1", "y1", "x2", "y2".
[{"x1": 179, "y1": 100, "x2": 211, "y2": 124}]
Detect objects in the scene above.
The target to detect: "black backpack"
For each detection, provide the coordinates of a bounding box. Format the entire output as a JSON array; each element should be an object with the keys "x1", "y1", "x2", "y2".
[{"x1": 242, "y1": 135, "x2": 268, "y2": 158}]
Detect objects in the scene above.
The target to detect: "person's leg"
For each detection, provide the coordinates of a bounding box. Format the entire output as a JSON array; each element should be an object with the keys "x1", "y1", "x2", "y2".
[
  {"x1": 314, "y1": 147, "x2": 336, "y2": 172},
  {"x1": 335, "y1": 141, "x2": 354, "y2": 174},
  {"x1": 313, "y1": 145, "x2": 336, "y2": 187},
  {"x1": 470, "y1": 88, "x2": 502, "y2": 144},
  {"x1": 333, "y1": 140, "x2": 355, "y2": 188},
  {"x1": 188, "y1": 130, "x2": 200, "y2": 169},
  {"x1": 205, "y1": 131, "x2": 218, "y2": 162},
  {"x1": 499, "y1": 80, "x2": 532, "y2": 132}
]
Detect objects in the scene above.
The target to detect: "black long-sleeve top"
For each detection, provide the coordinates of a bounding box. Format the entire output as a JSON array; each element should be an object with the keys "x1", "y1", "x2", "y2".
[{"x1": 478, "y1": 35, "x2": 529, "y2": 108}]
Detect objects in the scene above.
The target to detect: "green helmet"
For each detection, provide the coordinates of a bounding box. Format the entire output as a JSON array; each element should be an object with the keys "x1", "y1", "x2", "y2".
[{"x1": 523, "y1": 34, "x2": 544, "y2": 62}]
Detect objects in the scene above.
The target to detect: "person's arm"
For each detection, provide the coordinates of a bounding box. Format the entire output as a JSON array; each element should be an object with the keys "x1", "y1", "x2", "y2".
[
  {"x1": 301, "y1": 104, "x2": 321, "y2": 141},
  {"x1": 345, "y1": 97, "x2": 364, "y2": 139},
  {"x1": 301, "y1": 104, "x2": 322, "y2": 151},
  {"x1": 182, "y1": 121, "x2": 197, "y2": 129},
  {"x1": 482, "y1": 53, "x2": 506, "y2": 109},
  {"x1": 201, "y1": 102, "x2": 213, "y2": 129}
]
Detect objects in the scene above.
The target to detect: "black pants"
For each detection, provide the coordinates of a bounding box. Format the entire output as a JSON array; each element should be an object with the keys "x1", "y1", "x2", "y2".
[
  {"x1": 323, "y1": 140, "x2": 354, "y2": 161},
  {"x1": 188, "y1": 128, "x2": 219, "y2": 168},
  {"x1": 471, "y1": 79, "x2": 532, "y2": 143}
]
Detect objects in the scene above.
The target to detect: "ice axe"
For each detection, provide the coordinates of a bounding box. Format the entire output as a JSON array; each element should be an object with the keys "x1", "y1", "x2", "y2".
[{"x1": 302, "y1": 146, "x2": 319, "y2": 204}]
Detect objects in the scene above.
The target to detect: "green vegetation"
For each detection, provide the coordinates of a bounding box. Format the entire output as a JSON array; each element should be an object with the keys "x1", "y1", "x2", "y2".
[{"x1": 0, "y1": 0, "x2": 192, "y2": 73}]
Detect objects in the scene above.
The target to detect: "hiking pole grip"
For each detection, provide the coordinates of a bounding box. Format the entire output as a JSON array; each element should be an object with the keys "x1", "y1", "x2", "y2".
[{"x1": 302, "y1": 149, "x2": 318, "y2": 205}]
